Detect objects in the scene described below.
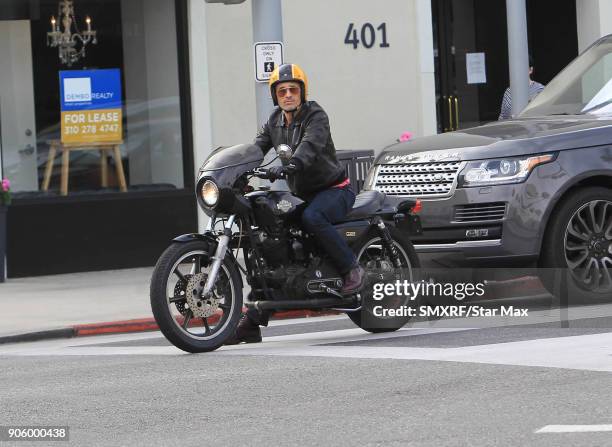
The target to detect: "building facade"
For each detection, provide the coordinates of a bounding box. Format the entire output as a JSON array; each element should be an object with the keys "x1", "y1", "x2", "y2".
[{"x1": 1, "y1": 0, "x2": 611, "y2": 277}]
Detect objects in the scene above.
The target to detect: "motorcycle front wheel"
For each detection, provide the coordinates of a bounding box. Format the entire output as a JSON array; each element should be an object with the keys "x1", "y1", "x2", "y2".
[{"x1": 150, "y1": 240, "x2": 243, "y2": 353}]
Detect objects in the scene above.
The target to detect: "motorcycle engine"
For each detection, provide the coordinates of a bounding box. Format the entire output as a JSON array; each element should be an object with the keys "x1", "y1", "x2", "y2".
[
  {"x1": 248, "y1": 228, "x2": 343, "y2": 300},
  {"x1": 256, "y1": 230, "x2": 290, "y2": 268}
]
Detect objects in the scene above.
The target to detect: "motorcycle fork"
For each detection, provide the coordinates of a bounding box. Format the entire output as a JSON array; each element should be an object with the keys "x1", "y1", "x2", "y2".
[
  {"x1": 201, "y1": 215, "x2": 235, "y2": 296},
  {"x1": 373, "y1": 216, "x2": 402, "y2": 268}
]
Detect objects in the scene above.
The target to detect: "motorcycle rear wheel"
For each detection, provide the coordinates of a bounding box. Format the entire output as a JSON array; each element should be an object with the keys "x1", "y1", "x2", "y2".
[
  {"x1": 150, "y1": 240, "x2": 243, "y2": 353},
  {"x1": 347, "y1": 226, "x2": 420, "y2": 333}
]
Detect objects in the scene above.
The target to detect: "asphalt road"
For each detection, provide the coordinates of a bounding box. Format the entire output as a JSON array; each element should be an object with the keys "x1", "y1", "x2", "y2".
[{"x1": 1, "y1": 309, "x2": 612, "y2": 447}]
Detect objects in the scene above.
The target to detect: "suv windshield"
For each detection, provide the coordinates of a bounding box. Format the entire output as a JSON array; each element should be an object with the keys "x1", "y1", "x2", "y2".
[{"x1": 521, "y1": 35, "x2": 612, "y2": 117}]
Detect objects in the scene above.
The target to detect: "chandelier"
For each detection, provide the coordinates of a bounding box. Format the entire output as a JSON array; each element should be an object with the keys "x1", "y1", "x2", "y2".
[{"x1": 47, "y1": 0, "x2": 97, "y2": 66}]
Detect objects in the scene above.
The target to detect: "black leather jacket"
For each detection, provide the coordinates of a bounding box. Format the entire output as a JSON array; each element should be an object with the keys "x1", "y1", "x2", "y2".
[{"x1": 254, "y1": 101, "x2": 346, "y2": 200}]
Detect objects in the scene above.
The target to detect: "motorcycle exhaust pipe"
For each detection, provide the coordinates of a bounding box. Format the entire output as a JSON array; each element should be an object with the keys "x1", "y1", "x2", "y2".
[{"x1": 246, "y1": 297, "x2": 354, "y2": 311}]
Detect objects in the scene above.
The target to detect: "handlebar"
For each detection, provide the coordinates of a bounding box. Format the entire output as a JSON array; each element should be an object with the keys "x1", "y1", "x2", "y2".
[{"x1": 249, "y1": 167, "x2": 287, "y2": 180}]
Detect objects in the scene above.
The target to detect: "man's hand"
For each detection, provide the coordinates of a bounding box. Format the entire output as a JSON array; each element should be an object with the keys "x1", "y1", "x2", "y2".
[
  {"x1": 268, "y1": 166, "x2": 286, "y2": 182},
  {"x1": 268, "y1": 160, "x2": 302, "y2": 182},
  {"x1": 285, "y1": 158, "x2": 303, "y2": 174}
]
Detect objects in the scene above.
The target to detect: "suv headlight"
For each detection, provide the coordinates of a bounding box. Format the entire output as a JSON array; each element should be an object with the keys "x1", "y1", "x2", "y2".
[
  {"x1": 201, "y1": 180, "x2": 219, "y2": 207},
  {"x1": 363, "y1": 165, "x2": 380, "y2": 190},
  {"x1": 458, "y1": 154, "x2": 556, "y2": 187}
]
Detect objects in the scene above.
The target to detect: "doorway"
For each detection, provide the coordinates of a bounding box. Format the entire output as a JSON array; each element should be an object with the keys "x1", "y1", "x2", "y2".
[
  {"x1": 0, "y1": 20, "x2": 38, "y2": 191},
  {"x1": 432, "y1": 0, "x2": 578, "y2": 133}
]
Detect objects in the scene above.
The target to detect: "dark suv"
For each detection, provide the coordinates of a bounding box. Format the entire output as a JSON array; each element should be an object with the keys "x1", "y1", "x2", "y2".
[{"x1": 365, "y1": 34, "x2": 612, "y2": 299}]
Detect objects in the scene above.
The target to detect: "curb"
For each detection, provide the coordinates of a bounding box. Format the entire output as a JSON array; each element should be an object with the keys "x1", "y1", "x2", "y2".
[
  {"x1": 0, "y1": 328, "x2": 76, "y2": 345},
  {"x1": 0, "y1": 309, "x2": 339, "y2": 345},
  {"x1": 74, "y1": 309, "x2": 340, "y2": 337},
  {"x1": 75, "y1": 318, "x2": 159, "y2": 337},
  {"x1": 483, "y1": 276, "x2": 546, "y2": 299}
]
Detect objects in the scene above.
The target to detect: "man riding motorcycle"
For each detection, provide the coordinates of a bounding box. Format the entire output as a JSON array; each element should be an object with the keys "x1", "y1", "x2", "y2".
[{"x1": 227, "y1": 63, "x2": 365, "y2": 344}]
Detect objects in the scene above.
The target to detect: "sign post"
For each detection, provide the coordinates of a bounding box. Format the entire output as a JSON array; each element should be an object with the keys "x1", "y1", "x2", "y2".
[{"x1": 251, "y1": 0, "x2": 283, "y2": 128}]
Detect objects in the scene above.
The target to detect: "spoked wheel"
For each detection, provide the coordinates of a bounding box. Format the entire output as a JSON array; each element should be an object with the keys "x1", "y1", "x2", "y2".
[
  {"x1": 150, "y1": 240, "x2": 242, "y2": 353},
  {"x1": 564, "y1": 199, "x2": 612, "y2": 292},
  {"x1": 540, "y1": 187, "x2": 612, "y2": 301},
  {"x1": 347, "y1": 226, "x2": 420, "y2": 333}
]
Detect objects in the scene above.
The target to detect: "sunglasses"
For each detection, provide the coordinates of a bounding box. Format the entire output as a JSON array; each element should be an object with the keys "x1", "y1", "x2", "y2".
[{"x1": 276, "y1": 86, "x2": 300, "y2": 98}]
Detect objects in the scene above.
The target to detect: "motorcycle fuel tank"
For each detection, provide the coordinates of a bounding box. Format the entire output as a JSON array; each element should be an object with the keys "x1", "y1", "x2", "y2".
[{"x1": 246, "y1": 190, "x2": 306, "y2": 226}]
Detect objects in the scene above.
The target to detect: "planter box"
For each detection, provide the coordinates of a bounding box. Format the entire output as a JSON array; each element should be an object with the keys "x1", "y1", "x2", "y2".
[{"x1": 7, "y1": 189, "x2": 196, "y2": 278}]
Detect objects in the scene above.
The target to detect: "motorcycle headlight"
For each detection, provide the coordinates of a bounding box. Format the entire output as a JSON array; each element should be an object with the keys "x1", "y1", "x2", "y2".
[
  {"x1": 201, "y1": 180, "x2": 219, "y2": 207},
  {"x1": 458, "y1": 154, "x2": 556, "y2": 187}
]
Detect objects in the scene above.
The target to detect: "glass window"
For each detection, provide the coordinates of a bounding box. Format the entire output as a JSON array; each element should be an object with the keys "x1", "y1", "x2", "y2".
[
  {"x1": 521, "y1": 36, "x2": 612, "y2": 117},
  {"x1": 0, "y1": 0, "x2": 187, "y2": 197}
]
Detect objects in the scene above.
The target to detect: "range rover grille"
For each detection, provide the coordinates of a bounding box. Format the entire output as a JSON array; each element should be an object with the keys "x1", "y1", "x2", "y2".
[
  {"x1": 373, "y1": 162, "x2": 462, "y2": 197},
  {"x1": 453, "y1": 203, "x2": 507, "y2": 222}
]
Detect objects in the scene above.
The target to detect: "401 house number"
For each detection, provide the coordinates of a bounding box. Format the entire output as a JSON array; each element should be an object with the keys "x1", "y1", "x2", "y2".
[{"x1": 344, "y1": 23, "x2": 390, "y2": 49}]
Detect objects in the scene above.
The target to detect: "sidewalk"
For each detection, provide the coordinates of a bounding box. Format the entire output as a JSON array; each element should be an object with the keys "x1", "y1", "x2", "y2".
[{"x1": 0, "y1": 268, "x2": 155, "y2": 343}]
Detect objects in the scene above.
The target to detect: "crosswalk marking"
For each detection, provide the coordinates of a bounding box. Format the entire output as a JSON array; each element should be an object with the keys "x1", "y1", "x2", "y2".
[
  {"x1": 2, "y1": 312, "x2": 612, "y2": 373},
  {"x1": 215, "y1": 331, "x2": 612, "y2": 372},
  {"x1": 536, "y1": 425, "x2": 612, "y2": 433},
  {"x1": 1, "y1": 322, "x2": 612, "y2": 373}
]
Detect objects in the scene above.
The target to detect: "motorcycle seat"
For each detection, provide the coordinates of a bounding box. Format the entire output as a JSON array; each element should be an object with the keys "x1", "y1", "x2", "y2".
[{"x1": 339, "y1": 190, "x2": 385, "y2": 222}]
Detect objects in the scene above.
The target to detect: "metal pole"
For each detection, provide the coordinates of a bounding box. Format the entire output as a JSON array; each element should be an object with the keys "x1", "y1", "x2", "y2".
[
  {"x1": 252, "y1": 0, "x2": 283, "y2": 128},
  {"x1": 506, "y1": 0, "x2": 530, "y2": 117}
]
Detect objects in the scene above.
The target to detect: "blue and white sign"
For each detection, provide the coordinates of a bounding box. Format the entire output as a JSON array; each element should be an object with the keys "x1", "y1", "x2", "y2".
[{"x1": 60, "y1": 69, "x2": 122, "y2": 111}]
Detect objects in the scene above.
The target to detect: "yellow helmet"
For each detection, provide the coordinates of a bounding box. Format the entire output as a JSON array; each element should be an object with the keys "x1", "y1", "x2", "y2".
[{"x1": 269, "y1": 63, "x2": 308, "y2": 106}]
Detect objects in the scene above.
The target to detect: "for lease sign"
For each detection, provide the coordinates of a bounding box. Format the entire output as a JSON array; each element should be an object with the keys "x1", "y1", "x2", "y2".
[{"x1": 60, "y1": 69, "x2": 122, "y2": 144}]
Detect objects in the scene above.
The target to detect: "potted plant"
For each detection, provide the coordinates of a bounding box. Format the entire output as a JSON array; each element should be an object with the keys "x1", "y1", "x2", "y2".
[{"x1": 0, "y1": 178, "x2": 10, "y2": 283}]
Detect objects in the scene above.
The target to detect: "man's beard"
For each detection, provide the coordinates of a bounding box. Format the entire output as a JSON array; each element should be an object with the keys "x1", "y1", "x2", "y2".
[{"x1": 281, "y1": 103, "x2": 301, "y2": 113}]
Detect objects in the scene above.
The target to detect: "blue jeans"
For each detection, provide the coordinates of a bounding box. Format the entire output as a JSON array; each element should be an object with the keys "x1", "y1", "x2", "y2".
[
  {"x1": 301, "y1": 186, "x2": 357, "y2": 275},
  {"x1": 247, "y1": 186, "x2": 357, "y2": 326}
]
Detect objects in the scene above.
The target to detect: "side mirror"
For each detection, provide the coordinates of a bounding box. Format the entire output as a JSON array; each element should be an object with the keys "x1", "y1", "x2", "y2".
[{"x1": 275, "y1": 144, "x2": 293, "y2": 161}]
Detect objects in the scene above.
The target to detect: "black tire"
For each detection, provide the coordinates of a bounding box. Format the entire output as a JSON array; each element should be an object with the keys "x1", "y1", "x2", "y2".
[
  {"x1": 150, "y1": 240, "x2": 243, "y2": 353},
  {"x1": 539, "y1": 187, "x2": 612, "y2": 302},
  {"x1": 347, "y1": 226, "x2": 421, "y2": 333}
]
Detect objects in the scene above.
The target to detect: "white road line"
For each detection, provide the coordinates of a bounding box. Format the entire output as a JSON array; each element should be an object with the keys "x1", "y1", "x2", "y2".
[
  {"x1": 536, "y1": 425, "x2": 612, "y2": 433},
  {"x1": 3, "y1": 314, "x2": 612, "y2": 373},
  {"x1": 219, "y1": 331, "x2": 612, "y2": 373}
]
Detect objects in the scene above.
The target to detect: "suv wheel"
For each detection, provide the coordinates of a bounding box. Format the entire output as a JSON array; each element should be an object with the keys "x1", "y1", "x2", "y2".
[{"x1": 540, "y1": 187, "x2": 612, "y2": 300}]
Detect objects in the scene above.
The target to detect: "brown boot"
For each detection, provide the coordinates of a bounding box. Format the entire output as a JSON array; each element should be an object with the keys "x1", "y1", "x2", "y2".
[
  {"x1": 224, "y1": 314, "x2": 262, "y2": 345},
  {"x1": 341, "y1": 265, "x2": 365, "y2": 295}
]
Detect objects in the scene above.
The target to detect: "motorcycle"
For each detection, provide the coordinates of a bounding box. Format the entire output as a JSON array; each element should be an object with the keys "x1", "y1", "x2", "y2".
[{"x1": 150, "y1": 143, "x2": 423, "y2": 353}]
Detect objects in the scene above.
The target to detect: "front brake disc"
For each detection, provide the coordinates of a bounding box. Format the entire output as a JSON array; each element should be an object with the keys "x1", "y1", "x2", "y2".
[{"x1": 186, "y1": 272, "x2": 220, "y2": 318}]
